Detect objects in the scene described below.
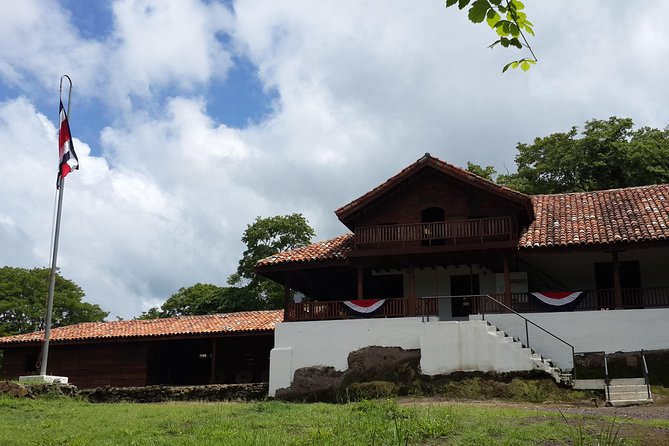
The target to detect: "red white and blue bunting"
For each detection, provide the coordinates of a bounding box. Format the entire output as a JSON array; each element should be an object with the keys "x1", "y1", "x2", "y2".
[
  {"x1": 531, "y1": 291, "x2": 583, "y2": 307},
  {"x1": 343, "y1": 299, "x2": 386, "y2": 316}
]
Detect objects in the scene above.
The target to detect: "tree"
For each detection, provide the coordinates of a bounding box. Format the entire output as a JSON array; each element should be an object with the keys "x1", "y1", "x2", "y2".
[
  {"x1": 445, "y1": 0, "x2": 537, "y2": 72},
  {"x1": 469, "y1": 117, "x2": 669, "y2": 194},
  {"x1": 0, "y1": 266, "x2": 108, "y2": 336},
  {"x1": 466, "y1": 161, "x2": 497, "y2": 181},
  {"x1": 135, "y1": 283, "x2": 258, "y2": 320},
  {"x1": 228, "y1": 214, "x2": 315, "y2": 309}
]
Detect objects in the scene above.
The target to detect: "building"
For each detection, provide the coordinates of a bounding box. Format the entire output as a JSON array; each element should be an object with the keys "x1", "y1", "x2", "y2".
[
  {"x1": 0, "y1": 310, "x2": 282, "y2": 389},
  {"x1": 257, "y1": 154, "x2": 669, "y2": 396}
]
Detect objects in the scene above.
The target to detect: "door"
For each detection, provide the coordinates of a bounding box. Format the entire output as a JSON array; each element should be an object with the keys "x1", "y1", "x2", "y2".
[{"x1": 450, "y1": 274, "x2": 480, "y2": 317}]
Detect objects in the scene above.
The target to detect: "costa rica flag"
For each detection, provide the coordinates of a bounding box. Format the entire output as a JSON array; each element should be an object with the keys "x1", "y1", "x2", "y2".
[
  {"x1": 531, "y1": 291, "x2": 583, "y2": 307},
  {"x1": 57, "y1": 100, "x2": 79, "y2": 188}
]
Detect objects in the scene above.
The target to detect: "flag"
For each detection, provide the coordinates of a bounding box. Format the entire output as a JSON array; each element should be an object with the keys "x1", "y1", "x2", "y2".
[
  {"x1": 343, "y1": 299, "x2": 386, "y2": 317},
  {"x1": 531, "y1": 291, "x2": 583, "y2": 307},
  {"x1": 57, "y1": 100, "x2": 78, "y2": 188}
]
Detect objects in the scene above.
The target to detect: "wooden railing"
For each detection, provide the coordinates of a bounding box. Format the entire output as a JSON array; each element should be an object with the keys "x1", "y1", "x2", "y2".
[
  {"x1": 284, "y1": 287, "x2": 669, "y2": 322},
  {"x1": 354, "y1": 216, "x2": 513, "y2": 249},
  {"x1": 284, "y1": 298, "x2": 439, "y2": 322}
]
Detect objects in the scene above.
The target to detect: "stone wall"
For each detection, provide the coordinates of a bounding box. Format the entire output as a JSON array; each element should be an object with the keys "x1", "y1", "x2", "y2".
[
  {"x1": 83, "y1": 383, "x2": 269, "y2": 403},
  {"x1": 0, "y1": 380, "x2": 268, "y2": 403}
]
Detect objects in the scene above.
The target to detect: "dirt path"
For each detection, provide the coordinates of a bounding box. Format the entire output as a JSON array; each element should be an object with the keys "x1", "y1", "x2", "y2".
[{"x1": 401, "y1": 395, "x2": 669, "y2": 445}]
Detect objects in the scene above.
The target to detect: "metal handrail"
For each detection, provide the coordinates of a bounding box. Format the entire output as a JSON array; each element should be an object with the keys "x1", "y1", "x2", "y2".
[
  {"x1": 641, "y1": 350, "x2": 651, "y2": 400},
  {"x1": 421, "y1": 294, "x2": 576, "y2": 377},
  {"x1": 604, "y1": 354, "x2": 610, "y2": 401}
]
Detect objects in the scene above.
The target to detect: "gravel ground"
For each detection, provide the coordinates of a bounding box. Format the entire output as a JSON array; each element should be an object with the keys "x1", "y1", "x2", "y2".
[{"x1": 402, "y1": 394, "x2": 669, "y2": 421}]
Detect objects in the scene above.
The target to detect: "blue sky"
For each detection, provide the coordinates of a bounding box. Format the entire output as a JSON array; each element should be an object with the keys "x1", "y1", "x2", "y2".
[{"x1": 1, "y1": 0, "x2": 668, "y2": 319}]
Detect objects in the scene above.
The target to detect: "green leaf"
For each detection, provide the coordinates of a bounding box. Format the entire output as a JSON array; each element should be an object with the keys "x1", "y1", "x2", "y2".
[
  {"x1": 486, "y1": 10, "x2": 500, "y2": 27},
  {"x1": 510, "y1": 37, "x2": 522, "y2": 49},
  {"x1": 520, "y1": 60, "x2": 530, "y2": 71},
  {"x1": 468, "y1": 0, "x2": 490, "y2": 23},
  {"x1": 500, "y1": 37, "x2": 509, "y2": 47},
  {"x1": 488, "y1": 39, "x2": 502, "y2": 49},
  {"x1": 513, "y1": 0, "x2": 525, "y2": 10},
  {"x1": 458, "y1": 0, "x2": 471, "y2": 10},
  {"x1": 502, "y1": 62, "x2": 513, "y2": 73},
  {"x1": 445, "y1": 0, "x2": 459, "y2": 7},
  {"x1": 509, "y1": 23, "x2": 519, "y2": 36}
]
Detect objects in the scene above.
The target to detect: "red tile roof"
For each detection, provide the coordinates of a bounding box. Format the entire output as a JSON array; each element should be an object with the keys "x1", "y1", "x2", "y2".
[
  {"x1": 257, "y1": 184, "x2": 669, "y2": 268},
  {"x1": 0, "y1": 310, "x2": 283, "y2": 346},
  {"x1": 336, "y1": 153, "x2": 532, "y2": 223},
  {"x1": 520, "y1": 184, "x2": 669, "y2": 249},
  {"x1": 256, "y1": 234, "x2": 353, "y2": 267}
]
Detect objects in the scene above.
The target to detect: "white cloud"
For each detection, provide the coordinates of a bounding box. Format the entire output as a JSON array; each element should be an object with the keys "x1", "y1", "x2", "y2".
[{"x1": 2, "y1": 0, "x2": 669, "y2": 319}]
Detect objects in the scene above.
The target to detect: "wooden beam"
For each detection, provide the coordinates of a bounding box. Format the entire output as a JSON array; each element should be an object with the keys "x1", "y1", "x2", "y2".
[
  {"x1": 408, "y1": 265, "x2": 416, "y2": 316},
  {"x1": 613, "y1": 251, "x2": 623, "y2": 309},
  {"x1": 503, "y1": 256, "x2": 512, "y2": 308},
  {"x1": 209, "y1": 338, "x2": 217, "y2": 384},
  {"x1": 283, "y1": 275, "x2": 291, "y2": 321}
]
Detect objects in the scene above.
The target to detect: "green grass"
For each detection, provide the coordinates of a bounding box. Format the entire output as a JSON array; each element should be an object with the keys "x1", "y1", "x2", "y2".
[{"x1": 0, "y1": 396, "x2": 666, "y2": 446}]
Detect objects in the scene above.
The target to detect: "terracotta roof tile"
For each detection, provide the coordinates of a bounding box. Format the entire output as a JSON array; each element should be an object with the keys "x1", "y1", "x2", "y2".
[
  {"x1": 256, "y1": 234, "x2": 353, "y2": 267},
  {"x1": 258, "y1": 184, "x2": 669, "y2": 267},
  {"x1": 0, "y1": 310, "x2": 283, "y2": 346},
  {"x1": 519, "y1": 184, "x2": 669, "y2": 249}
]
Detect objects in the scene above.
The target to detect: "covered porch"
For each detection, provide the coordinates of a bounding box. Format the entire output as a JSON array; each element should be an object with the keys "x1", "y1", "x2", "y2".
[{"x1": 283, "y1": 286, "x2": 669, "y2": 322}]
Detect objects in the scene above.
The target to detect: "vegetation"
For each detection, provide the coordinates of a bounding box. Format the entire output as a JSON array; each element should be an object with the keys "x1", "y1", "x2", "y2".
[
  {"x1": 227, "y1": 213, "x2": 315, "y2": 310},
  {"x1": 445, "y1": 0, "x2": 537, "y2": 72},
  {"x1": 135, "y1": 284, "x2": 254, "y2": 319},
  {"x1": 468, "y1": 117, "x2": 669, "y2": 194},
  {"x1": 0, "y1": 266, "x2": 107, "y2": 336},
  {"x1": 137, "y1": 214, "x2": 315, "y2": 319},
  {"x1": 4, "y1": 396, "x2": 666, "y2": 446}
]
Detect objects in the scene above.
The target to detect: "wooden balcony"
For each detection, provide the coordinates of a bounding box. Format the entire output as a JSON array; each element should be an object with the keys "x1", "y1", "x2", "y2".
[
  {"x1": 353, "y1": 216, "x2": 513, "y2": 250},
  {"x1": 283, "y1": 287, "x2": 669, "y2": 322}
]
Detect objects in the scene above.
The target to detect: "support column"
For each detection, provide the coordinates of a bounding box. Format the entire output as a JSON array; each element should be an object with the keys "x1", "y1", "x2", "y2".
[
  {"x1": 408, "y1": 264, "x2": 416, "y2": 316},
  {"x1": 503, "y1": 256, "x2": 512, "y2": 309},
  {"x1": 283, "y1": 275, "x2": 291, "y2": 321},
  {"x1": 613, "y1": 251, "x2": 623, "y2": 309},
  {"x1": 357, "y1": 266, "x2": 364, "y2": 299},
  {"x1": 209, "y1": 338, "x2": 217, "y2": 384}
]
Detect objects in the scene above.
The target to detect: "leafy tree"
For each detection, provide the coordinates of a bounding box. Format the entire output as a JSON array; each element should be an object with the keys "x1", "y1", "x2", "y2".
[
  {"x1": 135, "y1": 283, "x2": 260, "y2": 320},
  {"x1": 468, "y1": 117, "x2": 669, "y2": 194},
  {"x1": 0, "y1": 266, "x2": 108, "y2": 336},
  {"x1": 466, "y1": 161, "x2": 497, "y2": 181},
  {"x1": 228, "y1": 214, "x2": 315, "y2": 309},
  {"x1": 445, "y1": 0, "x2": 537, "y2": 72}
]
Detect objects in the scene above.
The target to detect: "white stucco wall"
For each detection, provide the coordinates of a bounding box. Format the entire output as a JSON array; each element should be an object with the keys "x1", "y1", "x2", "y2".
[
  {"x1": 269, "y1": 309, "x2": 669, "y2": 396},
  {"x1": 478, "y1": 308, "x2": 669, "y2": 370},
  {"x1": 269, "y1": 318, "x2": 424, "y2": 395},
  {"x1": 420, "y1": 321, "x2": 536, "y2": 375}
]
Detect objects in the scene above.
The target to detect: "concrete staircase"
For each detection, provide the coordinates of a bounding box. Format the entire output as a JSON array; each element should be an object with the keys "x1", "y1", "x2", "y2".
[
  {"x1": 606, "y1": 378, "x2": 653, "y2": 407},
  {"x1": 419, "y1": 320, "x2": 572, "y2": 384}
]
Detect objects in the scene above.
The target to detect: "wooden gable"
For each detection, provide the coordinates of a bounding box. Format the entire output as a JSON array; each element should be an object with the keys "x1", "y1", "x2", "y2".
[{"x1": 336, "y1": 153, "x2": 533, "y2": 231}]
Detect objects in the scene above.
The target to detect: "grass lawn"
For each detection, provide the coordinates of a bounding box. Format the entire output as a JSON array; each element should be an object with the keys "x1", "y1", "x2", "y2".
[{"x1": 1, "y1": 396, "x2": 667, "y2": 446}]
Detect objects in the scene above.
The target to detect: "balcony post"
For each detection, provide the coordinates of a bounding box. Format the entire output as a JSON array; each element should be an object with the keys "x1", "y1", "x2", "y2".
[
  {"x1": 357, "y1": 266, "x2": 364, "y2": 299},
  {"x1": 283, "y1": 274, "x2": 291, "y2": 321},
  {"x1": 408, "y1": 264, "x2": 416, "y2": 316},
  {"x1": 503, "y1": 256, "x2": 512, "y2": 308},
  {"x1": 613, "y1": 251, "x2": 623, "y2": 309}
]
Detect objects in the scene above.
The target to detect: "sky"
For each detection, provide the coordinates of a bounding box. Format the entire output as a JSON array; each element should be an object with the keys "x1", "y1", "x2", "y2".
[{"x1": 1, "y1": 1, "x2": 668, "y2": 320}]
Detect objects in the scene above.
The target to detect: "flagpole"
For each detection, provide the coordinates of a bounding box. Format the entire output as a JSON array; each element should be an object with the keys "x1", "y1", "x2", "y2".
[{"x1": 39, "y1": 75, "x2": 72, "y2": 377}]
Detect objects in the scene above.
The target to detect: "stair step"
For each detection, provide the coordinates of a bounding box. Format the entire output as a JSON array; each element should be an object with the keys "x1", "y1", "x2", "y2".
[
  {"x1": 609, "y1": 384, "x2": 649, "y2": 393},
  {"x1": 608, "y1": 398, "x2": 653, "y2": 407},
  {"x1": 610, "y1": 378, "x2": 646, "y2": 386}
]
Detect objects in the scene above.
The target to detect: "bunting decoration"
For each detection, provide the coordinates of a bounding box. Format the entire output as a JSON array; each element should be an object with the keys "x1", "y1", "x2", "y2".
[
  {"x1": 531, "y1": 291, "x2": 583, "y2": 307},
  {"x1": 343, "y1": 299, "x2": 386, "y2": 317}
]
